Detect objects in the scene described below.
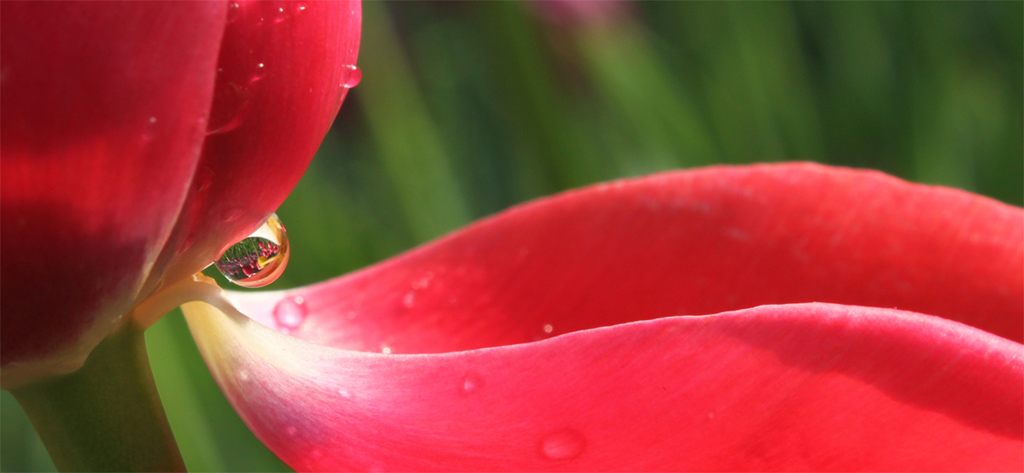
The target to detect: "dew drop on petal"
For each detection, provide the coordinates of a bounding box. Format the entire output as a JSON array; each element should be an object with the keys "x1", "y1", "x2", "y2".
[
  {"x1": 543, "y1": 324, "x2": 554, "y2": 334},
  {"x1": 177, "y1": 231, "x2": 196, "y2": 254},
  {"x1": 142, "y1": 116, "x2": 158, "y2": 142},
  {"x1": 539, "y1": 429, "x2": 586, "y2": 461},
  {"x1": 223, "y1": 207, "x2": 243, "y2": 222},
  {"x1": 227, "y1": 2, "x2": 241, "y2": 23},
  {"x1": 461, "y1": 372, "x2": 483, "y2": 394},
  {"x1": 285, "y1": 426, "x2": 298, "y2": 436},
  {"x1": 215, "y1": 214, "x2": 289, "y2": 288},
  {"x1": 402, "y1": 291, "x2": 415, "y2": 309},
  {"x1": 206, "y1": 81, "x2": 249, "y2": 135},
  {"x1": 273, "y1": 6, "x2": 287, "y2": 23},
  {"x1": 294, "y1": 3, "x2": 307, "y2": 13},
  {"x1": 251, "y1": 62, "x2": 266, "y2": 82},
  {"x1": 341, "y1": 65, "x2": 361, "y2": 88},
  {"x1": 381, "y1": 346, "x2": 392, "y2": 355},
  {"x1": 274, "y1": 296, "x2": 307, "y2": 330}
]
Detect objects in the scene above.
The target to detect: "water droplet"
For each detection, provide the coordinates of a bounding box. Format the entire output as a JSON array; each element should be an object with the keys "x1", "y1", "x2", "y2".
[
  {"x1": 251, "y1": 62, "x2": 266, "y2": 82},
  {"x1": 402, "y1": 291, "x2": 415, "y2": 309},
  {"x1": 461, "y1": 372, "x2": 483, "y2": 394},
  {"x1": 177, "y1": 231, "x2": 196, "y2": 253},
  {"x1": 227, "y1": 2, "x2": 241, "y2": 22},
  {"x1": 206, "y1": 81, "x2": 249, "y2": 135},
  {"x1": 543, "y1": 324, "x2": 554, "y2": 334},
  {"x1": 294, "y1": 3, "x2": 307, "y2": 13},
  {"x1": 381, "y1": 346, "x2": 392, "y2": 354},
  {"x1": 142, "y1": 116, "x2": 159, "y2": 142},
  {"x1": 341, "y1": 65, "x2": 361, "y2": 88},
  {"x1": 215, "y1": 214, "x2": 289, "y2": 288},
  {"x1": 539, "y1": 429, "x2": 586, "y2": 461},
  {"x1": 337, "y1": 389, "x2": 352, "y2": 399},
  {"x1": 273, "y1": 6, "x2": 287, "y2": 23},
  {"x1": 274, "y1": 296, "x2": 307, "y2": 329},
  {"x1": 270, "y1": 294, "x2": 305, "y2": 329},
  {"x1": 238, "y1": 369, "x2": 250, "y2": 381},
  {"x1": 411, "y1": 272, "x2": 433, "y2": 289},
  {"x1": 223, "y1": 207, "x2": 243, "y2": 222},
  {"x1": 286, "y1": 426, "x2": 298, "y2": 436},
  {"x1": 194, "y1": 166, "x2": 215, "y2": 192}
]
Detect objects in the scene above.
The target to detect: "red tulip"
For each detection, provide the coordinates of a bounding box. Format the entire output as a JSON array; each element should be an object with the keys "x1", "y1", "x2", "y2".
[
  {"x1": 184, "y1": 163, "x2": 1024, "y2": 471},
  {"x1": 1, "y1": 0, "x2": 361, "y2": 388},
  {"x1": 3, "y1": 1, "x2": 1022, "y2": 472}
]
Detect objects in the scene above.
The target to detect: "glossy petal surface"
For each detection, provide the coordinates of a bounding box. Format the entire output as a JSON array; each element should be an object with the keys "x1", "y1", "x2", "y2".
[
  {"x1": 238, "y1": 163, "x2": 1022, "y2": 349},
  {"x1": 143, "y1": 0, "x2": 362, "y2": 296},
  {"x1": 187, "y1": 301, "x2": 1023, "y2": 471},
  {"x1": 0, "y1": 1, "x2": 226, "y2": 381},
  {"x1": 186, "y1": 164, "x2": 1023, "y2": 470}
]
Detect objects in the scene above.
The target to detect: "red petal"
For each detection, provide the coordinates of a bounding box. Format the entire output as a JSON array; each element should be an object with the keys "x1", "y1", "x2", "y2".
[
  {"x1": 192, "y1": 164, "x2": 1023, "y2": 469},
  {"x1": 238, "y1": 163, "x2": 1023, "y2": 350},
  {"x1": 0, "y1": 1, "x2": 226, "y2": 380},
  {"x1": 186, "y1": 301, "x2": 1023, "y2": 471},
  {"x1": 143, "y1": 0, "x2": 362, "y2": 294}
]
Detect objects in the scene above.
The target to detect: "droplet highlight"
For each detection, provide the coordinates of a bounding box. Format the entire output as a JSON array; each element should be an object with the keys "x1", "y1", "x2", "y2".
[
  {"x1": 461, "y1": 372, "x2": 483, "y2": 394},
  {"x1": 341, "y1": 65, "x2": 361, "y2": 88},
  {"x1": 250, "y1": 62, "x2": 267, "y2": 82},
  {"x1": 274, "y1": 296, "x2": 307, "y2": 329},
  {"x1": 273, "y1": 6, "x2": 288, "y2": 23},
  {"x1": 226, "y1": 2, "x2": 241, "y2": 23},
  {"x1": 215, "y1": 214, "x2": 289, "y2": 288},
  {"x1": 539, "y1": 429, "x2": 586, "y2": 461},
  {"x1": 223, "y1": 207, "x2": 243, "y2": 222}
]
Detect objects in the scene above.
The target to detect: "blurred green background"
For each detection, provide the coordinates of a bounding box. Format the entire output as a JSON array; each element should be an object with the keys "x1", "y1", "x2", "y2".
[{"x1": 3, "y1": 1, "x2": 1021, "y2": 471}]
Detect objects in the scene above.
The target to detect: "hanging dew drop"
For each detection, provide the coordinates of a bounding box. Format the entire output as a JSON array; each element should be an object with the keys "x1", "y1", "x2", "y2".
[
  {"x1": 215, "y1": 214, "x2": 289, "y2": 288},
  {"x1": 341, "y1": 65, "x2": 361, "y2": 88}
]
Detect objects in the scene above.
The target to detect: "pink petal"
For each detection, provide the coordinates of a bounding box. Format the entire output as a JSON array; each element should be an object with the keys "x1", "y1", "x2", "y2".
[
  {"x1": 0, "y1": 1, "x2": 226, "y2": 381},
  {"x1": 185, "y1": 301, "x2": 1023, "y2": 471},
  {"x1": 143, "y1": 0, "x2": 362, "y2": 295},
  {"x1": 238, "y1": 163, "x2": 1022, "y2": 350},
  {"x1": 187, "y1": 164, "x2": 1023, "y2": 470}
]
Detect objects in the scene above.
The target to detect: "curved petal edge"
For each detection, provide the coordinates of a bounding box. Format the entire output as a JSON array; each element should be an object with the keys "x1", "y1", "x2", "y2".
[{"x1": 185, "y1": 299, "x2": 1024, "y2": 471}]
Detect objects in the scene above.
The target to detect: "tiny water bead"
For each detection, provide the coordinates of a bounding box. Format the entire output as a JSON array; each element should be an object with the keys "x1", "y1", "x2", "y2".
[
  {"x1": 539, "y1": 429, "x2": 586, "y2": 461},
  {"x1": 341, "y1": 64, "x2": 361, "y2": 88},
  {"x1": 460, "y1": 372, "x2": 483, "y2": 394},
  {"x1": 215, "y1": 214, "x2": 289, "y2": 288},
  {"x1": 274, "y1": 296, "x2": 307, "y2": 329}
]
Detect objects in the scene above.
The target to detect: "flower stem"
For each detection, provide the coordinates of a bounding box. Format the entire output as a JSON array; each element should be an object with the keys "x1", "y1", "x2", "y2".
[{"x1": 10, "y1": 321, "x2": 186, "y2": 472}]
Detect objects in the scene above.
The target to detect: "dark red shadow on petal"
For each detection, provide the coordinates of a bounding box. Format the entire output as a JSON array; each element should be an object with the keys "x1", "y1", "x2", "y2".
[
  {"x1": 0, "y1": 203, "x2": 146, "y2": 364},
  {"x1": 0, "y1": 1, "x2": 225, "y2": 368},
  {"x1": 237, "y1": 163, "x2": 1023, "y2": 353}
]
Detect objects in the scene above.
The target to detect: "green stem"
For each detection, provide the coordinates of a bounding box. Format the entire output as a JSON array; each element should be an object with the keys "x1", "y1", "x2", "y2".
[{"x1": 11, "y1": 321, "x2": 185, "y2": 472}]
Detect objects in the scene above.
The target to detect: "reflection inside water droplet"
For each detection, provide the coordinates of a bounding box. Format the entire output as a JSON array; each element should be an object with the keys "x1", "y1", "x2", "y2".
[
  {"x1": 274, "y1": 296, "x2": 307, "y2": 329},
  {"x1": 539, "y1": 429, "x2": 586, "y2": 461},
  {"x1": 215, "y1": 214, "x2": 289, "y2": 288}
]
